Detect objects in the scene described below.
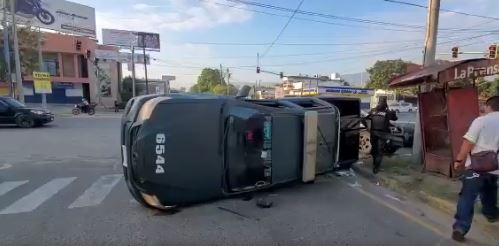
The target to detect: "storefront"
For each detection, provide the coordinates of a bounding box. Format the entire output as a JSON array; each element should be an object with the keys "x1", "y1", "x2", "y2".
[{"x1": 23, "y1": 81, "x2": 89, "y2": 104}]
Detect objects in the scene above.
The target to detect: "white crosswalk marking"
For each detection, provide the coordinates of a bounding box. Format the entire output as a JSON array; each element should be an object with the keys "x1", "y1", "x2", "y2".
[
  {"x1": 68, "y1": 174, "x2": 122, "y2": 209},
  {"x1": 0, "y1": 181, "x2": 29, "y2": 196},
  {"x1": 0, "y1": 177, "x2": 76, "y2": 215}
]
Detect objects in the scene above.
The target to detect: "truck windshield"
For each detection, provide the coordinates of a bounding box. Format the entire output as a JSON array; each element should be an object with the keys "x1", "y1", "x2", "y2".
[
  {"x1": 225, "y1": 107, "x2": 272, "y2": 192},
  {"x1": 3, "y1": 98, "x2": 26, "y2": 108}
]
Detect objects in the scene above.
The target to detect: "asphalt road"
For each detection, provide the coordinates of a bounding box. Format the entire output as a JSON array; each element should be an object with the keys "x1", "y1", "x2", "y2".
[{"x1": 0, "y1": 116, "x2": 494, "y2": 245}]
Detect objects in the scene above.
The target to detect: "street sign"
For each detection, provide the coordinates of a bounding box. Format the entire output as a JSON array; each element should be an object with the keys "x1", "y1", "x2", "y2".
[
  {"x1": 94, "y1": 50, "x2": 150, "y2": 64},
  {"x1": 33, "y1": 72, "x2": 52, "y2": 94}
]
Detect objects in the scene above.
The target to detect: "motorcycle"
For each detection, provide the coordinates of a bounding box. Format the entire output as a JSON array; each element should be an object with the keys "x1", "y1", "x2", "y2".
[
  {"x1": 15, "y1": 0, "x2": 55, "y2": 25},
  {"x1": 72, "y1": 103, "x2": 96, "y2": 116}
]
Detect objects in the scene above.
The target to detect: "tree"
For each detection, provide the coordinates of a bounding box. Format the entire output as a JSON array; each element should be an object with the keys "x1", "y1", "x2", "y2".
[
  {"x1": 190, "y1": 68, "x2": 239, "y2": 95},
  {"x1": 17, "y1": 24, "x2": 39, "y2": 76},
  {"x1": 196, "y1": 68, "x2": 225, "y2": 93},
  {"x1": 478, "y1": 78, "x2": 499, "y2": 99},
  {"x1": 366, "y1": 59, "x2": 408, "y2": 89}
]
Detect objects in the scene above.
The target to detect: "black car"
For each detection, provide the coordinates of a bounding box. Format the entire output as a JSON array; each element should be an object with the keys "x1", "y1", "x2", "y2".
[
  {"x1": 121, "y1": 94, "x2": 343, "y2": 209},
  {"x1": 0, "y1": 97, "x2": 55, "y2": 128}
]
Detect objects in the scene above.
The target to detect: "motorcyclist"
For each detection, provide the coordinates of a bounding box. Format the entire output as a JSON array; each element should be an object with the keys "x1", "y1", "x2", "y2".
[
  {"x1": 81, "y1": 98, "x2": 90, "y2": 112},
  {"x1": 365, "y1": 98, "x2": 398, "y2": 174}
]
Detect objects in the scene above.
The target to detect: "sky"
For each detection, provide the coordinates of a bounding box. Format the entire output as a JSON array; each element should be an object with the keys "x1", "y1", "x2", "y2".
[{"x1": 71, "y1": 0, "x2": 499, "y2": 89}]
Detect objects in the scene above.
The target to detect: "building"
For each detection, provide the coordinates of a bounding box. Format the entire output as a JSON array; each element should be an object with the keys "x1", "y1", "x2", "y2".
[
  {"x1": 277, "y1": 73, "x2": 347, "y2": 97},
  {"x1": 1, "y1": 32, "x2": 121, "y2": 107}
]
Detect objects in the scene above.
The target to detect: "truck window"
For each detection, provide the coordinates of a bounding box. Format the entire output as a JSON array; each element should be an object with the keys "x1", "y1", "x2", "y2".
[{"x1": 225, "y1": 107, "x2": 272, "y2": 192}]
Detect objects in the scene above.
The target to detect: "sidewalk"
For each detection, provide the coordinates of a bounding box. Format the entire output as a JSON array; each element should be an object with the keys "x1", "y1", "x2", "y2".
[
  {"x1": 353, "y1": 154, "x2": 499, "y2": 240},
  {"x1": 27, "y1": 103, "x2": 123, "y2": 117}
]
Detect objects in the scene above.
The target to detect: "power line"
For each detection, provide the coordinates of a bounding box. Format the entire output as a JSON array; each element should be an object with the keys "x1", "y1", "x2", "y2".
[
  {"x1": 227, "y1": 0, "x2": 426, "y2": 29},
  {"x1": 225, "y1": 0, "x2": 499, "y2": 33},
  {"x1": 210, "y1": 1, "x2": 427, "y2": 33},
  {"x1": 261, "y1": 0, "x2": 305, "y2": 58},
  {"x1": 384, "y1": 0, "x2": 499, "y2": 21},
  {"x1": 186, "y1": 40, "x2": 428, "y2": 46}
]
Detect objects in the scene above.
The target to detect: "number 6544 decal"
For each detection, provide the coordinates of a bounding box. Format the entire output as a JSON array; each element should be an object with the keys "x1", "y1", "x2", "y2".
[{"x1": 155, "y1": 133, "x2": 166, "y2": 174}]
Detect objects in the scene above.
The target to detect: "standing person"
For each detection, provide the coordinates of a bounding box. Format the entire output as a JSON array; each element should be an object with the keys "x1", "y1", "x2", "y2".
[
  {"x1": 366, "y1": 98, "x2": 397, "y2": 174},
  {"x1": 452, "y1": 96, "x2": 499, "y2": 242}
]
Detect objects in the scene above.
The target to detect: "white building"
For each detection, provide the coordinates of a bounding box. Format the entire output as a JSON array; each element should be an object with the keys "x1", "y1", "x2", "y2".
[{"x1": 278, "y1": 74, "x2": 346, "y2": 97}]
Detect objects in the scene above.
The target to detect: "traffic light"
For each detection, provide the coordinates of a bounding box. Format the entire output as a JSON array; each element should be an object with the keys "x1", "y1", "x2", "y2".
[
  {"x1": 451, "y1": 47, "x2": 458, "y2": 59},
  {"x1": 489, "y1": 44, "x2": 498, "y2": 59},
  {"x1": 256, "y1": 66, "x2": 260, "y2": 74}
]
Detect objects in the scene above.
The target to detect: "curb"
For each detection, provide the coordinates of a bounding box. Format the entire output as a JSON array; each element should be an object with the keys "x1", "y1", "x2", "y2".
[
  {"x1": 352, "y1": 164, "x2": 499, "y2": 238},
  {"x1": 56, "y1": 113, "x2": 122, "y2": 118}
]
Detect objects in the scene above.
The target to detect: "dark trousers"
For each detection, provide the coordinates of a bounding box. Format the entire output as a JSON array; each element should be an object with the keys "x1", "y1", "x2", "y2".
[
  {"x1": 371, "y1": 135, "x2": 385, "y2": 169},
  {"x1": 453, "y1": 170, "x2": 498, "y2": 234}
]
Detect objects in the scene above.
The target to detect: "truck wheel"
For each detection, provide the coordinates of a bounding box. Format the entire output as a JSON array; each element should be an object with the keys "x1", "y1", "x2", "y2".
[
  {"x1": 16, "y1": 115, "x2": 35, "y2": 128},
  {"x1": 359, "y1": 131, "x2": 372, "y2": 156}
]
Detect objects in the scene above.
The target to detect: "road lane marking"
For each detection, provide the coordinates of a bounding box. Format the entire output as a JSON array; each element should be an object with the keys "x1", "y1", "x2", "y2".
[
  {"x1": 68, "y1": 174, "x2": 122, "y2": 209},
  {"x1": 0, "y1": 163, "x2": 12, "y2": 170},
  {"x1": 0, "y1": 177, "x2": 76, "y2": 215},
  {"x1": 0, "y1": 181, "x2": 29, "y2": 196},
  {"x1": 340, "y1": 179, "x2": 446, "y2": 237}
]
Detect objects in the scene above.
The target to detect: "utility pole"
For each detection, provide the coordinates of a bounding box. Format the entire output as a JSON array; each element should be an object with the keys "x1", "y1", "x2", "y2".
[
  {"x1": 2, "y1": 0, "x2": 12, "y2": 96},
  {"x1": 413, "y1": 0, "x2": 440, "y2": 165},
  {"x1": 131, "y1": 45, "x2": 136, "y2": 97},
  {"x1": 219, "y1": 64, "x2": 224, "y2": 92},
  {"x1": 37, "y1": 27, "x2": 46, "y2": 108},
  {"x1": 10, "y1": 0, "x2": 23, "y2": 102},
  {"x1": 141, "y1": 34, "x2": 149, "y2": 94},
  {"x1": 226, "y1": 68, "x2": 230, "y2": 96}
]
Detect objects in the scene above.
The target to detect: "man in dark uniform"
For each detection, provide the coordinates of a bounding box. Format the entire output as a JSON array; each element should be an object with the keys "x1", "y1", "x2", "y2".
[{"x1": 366, "y1": 98, "x2": 397, "y2": 174}]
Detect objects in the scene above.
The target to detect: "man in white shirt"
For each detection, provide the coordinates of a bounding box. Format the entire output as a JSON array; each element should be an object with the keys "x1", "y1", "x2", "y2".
[{"x1": 452, "y1": 96, "x2": 499, "y2": 242}]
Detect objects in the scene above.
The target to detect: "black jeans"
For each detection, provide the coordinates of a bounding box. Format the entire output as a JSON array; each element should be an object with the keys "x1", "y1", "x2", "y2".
[
  {"x1": 370, "y1": 135, "x2": 385, "y2": 169},
  {"x1": 453, "y1": 170, "x2": 498, "y2": 234}
]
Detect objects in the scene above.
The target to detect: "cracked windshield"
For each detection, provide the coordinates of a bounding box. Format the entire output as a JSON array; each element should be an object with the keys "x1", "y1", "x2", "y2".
[{"x1": 1, "y1": 0, "x2": 499, "y2": 245}]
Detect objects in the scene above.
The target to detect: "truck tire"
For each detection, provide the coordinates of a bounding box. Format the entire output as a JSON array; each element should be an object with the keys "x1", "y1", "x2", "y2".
[{"x1": 359, "y1": 131, "x2": 372, "y2": 156}]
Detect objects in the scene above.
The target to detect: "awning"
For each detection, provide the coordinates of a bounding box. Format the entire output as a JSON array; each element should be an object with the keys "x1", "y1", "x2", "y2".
[{"x1": 389, "y1": 58, "x2": 490, "y2": 88}]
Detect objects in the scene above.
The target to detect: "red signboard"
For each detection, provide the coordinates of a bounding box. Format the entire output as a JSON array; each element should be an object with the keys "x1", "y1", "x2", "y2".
[{"x1": 439, "y1": 58, "x2": 499, "y2": 84}]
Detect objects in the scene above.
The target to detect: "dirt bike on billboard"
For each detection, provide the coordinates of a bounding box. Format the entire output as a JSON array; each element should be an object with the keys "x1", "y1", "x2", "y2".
[{"x1": 15, "y1": 0, "x2": 55, "y2": 25}]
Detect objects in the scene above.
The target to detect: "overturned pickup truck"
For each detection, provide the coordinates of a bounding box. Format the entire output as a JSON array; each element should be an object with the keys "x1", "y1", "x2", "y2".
[{"x1": 121, "y1": 93, "x2": 362, "y2": 209}]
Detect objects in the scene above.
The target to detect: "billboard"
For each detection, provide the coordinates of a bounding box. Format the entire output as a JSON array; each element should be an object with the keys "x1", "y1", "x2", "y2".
[
  {"x1": 137, "y1": 32, "x2": 160, "y2": 50},
  {"x1": 4, "y1": 0, "x2": 96, "y2": 38},
  {"x1": 102, "y1": 29, "x2": 160, "y2": 50},
  {"x1": 94, "y1": 49, "x2": 150, "y2": 64},
  {"x1": 102, "y1": 29, "x2": 137, "y2": 47}
]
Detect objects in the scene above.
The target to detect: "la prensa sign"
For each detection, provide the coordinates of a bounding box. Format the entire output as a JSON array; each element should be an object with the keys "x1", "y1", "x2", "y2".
[{"x1": 439, "y1": 59, "x2": 499, "y2": 83}]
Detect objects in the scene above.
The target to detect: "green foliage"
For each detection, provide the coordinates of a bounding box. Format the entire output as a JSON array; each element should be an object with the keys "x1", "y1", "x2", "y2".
[
  {"x1": 17, "y1": 25, "x2": 40, "y2": 75},
  {"x1": 196, "y1": 68, "x2": 225, "y2": 93},
  {"x1": 120, "y1": 76, "x2": 145, "y2": 103},
  {"x1": 190, "y1": 68, "x2": 238, "y2": 95},
  {"x1": 366, "y1": 59, "x2": 408, "y2": 89},
  {"x1": 478, "y1": 78, "x2": 499, "y2": 99}
]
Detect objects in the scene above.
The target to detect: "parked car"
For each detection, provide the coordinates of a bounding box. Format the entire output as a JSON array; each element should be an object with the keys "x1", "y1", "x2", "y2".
[
  {"x1": 0, "y1": 97, "x2": 54, "y2": 128},
  {"x1": 389, "y1": 101, "x2": 417, "y2": 113}
]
